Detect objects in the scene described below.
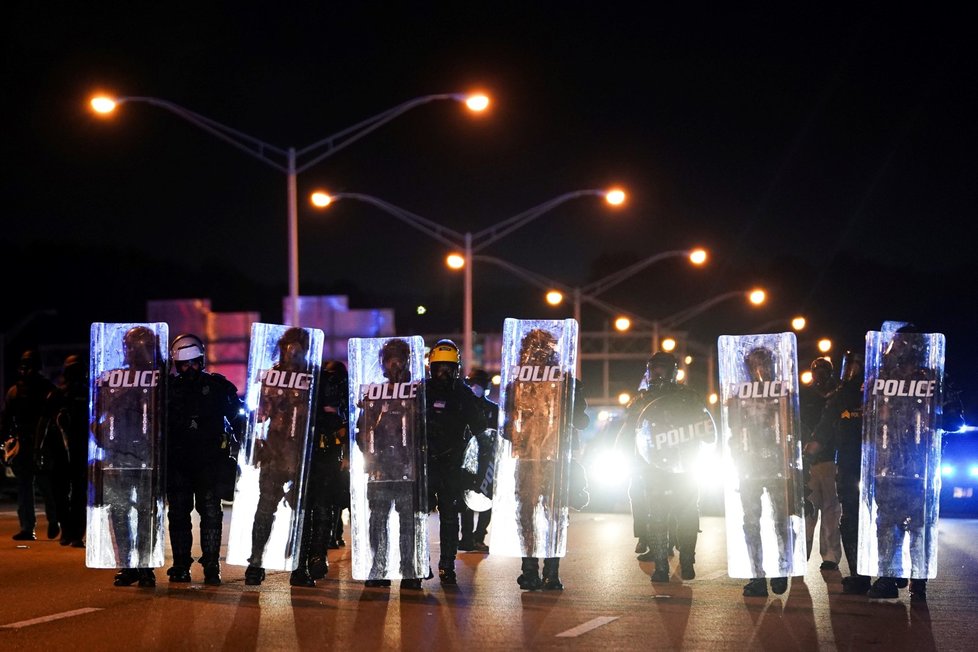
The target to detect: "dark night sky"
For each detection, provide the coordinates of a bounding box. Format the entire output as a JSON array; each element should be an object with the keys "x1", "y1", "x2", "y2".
[{"x1": 3, "y1": 4, "x2": 976, "y2": 410}]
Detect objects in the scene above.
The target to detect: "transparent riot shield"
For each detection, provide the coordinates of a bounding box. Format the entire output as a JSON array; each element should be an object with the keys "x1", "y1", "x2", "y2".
[
  {"x1": 462, "y1": 423, "x2": 497, "y2": 512},
  {"x1": 635, "y1": 390, "x2": 717, "y2": 473},
  {"x1": 347, "y1": 336, "x2": 428, "y2": 581},
  {"x1": 858, "y1": 329, "x2": 945, "y2": 580},
  {"x1": 490, "y1": 318, "x2": 578, "y2": 559},
  {"x1": 718, "y1": 333, "x2": 806, "y2": 579},
  {"x1": 226, "y1": 324, "x2": 323, "y2": 571},
  {"x1": 87, "y1": 322, "x2": 167, "y2": 569}
]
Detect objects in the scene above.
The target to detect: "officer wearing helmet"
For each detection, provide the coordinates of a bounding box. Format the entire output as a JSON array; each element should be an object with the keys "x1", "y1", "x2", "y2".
[
  {"x1": 92, "y1": 325, "x2": 165, "y2": 587},
  {"x1": 166, "y1": 333, "x2": 244, "y2": 586},
  {"x1": 425, "y1": 339, "x2": 487, "y2": 585},
  {"x1": 458, "y1": 368, "x2": 498, "y2": 553},
  {"x1": 731, "y1": 345, "x2": 795, "y2": 597},
  {"x1": 1, "y1": 350, "x2": 58, "y2": 541},
  {"x1": 810, "y1": 348, "x2": 868, "y2": 594},
  {"x1": 615, "y1": 350, "x2": 714, "y2": 583},
  {"x1": 46, "y1": 354, "x2": 89, "y2": 547},
  {"x1": 799, "y1": 357, "x2": 841, "y2": 572},
  {"x1": 290, "y1": 359, "x2": 349, "y2": 587},
  {"x1": 246, "y1": 327, "x2": 315, "y2": 586}
]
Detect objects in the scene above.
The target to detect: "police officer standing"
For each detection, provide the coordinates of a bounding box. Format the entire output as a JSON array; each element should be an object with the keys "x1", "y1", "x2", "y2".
[
  {"x1": 425, "y1": 340, "x2": 487, "y2": 585},
  {"x1": 810, "y1": 349, "x2": 868, "y2": 594},
  {"x1": 458, "y1": 368, "x2": 498, "y2": 554},
  {"x1": 1, "y1": 350, "x2": 58, "y2": 541},
  {"x1": 291, "y1": 360, "x2": 349, "y2": 587},
  {"x1": 800, "y1": 357, "x2": 841, "y2": 571},
  {"x1": 166, "y1": 334, "x2": 244, "y2": 586}
]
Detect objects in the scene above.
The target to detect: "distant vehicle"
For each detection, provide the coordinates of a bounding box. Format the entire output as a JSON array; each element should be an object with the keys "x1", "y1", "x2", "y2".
[{"x1": 940, "y1": 427, "x2": 978, "y2": 517}]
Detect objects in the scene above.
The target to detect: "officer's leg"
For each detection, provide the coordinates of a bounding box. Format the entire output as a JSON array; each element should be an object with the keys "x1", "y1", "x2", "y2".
[{"x1": 166, "y1": 466, "x2": 194, "y2": 581}]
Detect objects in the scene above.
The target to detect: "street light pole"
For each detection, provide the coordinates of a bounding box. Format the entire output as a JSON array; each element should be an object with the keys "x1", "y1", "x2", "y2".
[
  {"x1": 91, "y1": 92, "x2": 488, "y2": 325},
  {"x1": 312, "y1": 189, "x2": 623, "y2": 375}
]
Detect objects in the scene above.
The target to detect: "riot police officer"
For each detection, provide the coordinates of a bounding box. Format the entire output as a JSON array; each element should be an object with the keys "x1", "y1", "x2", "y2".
[
  {"x1": 1, "y1": 350, "x2": 58, "y2": 541},
  {"x1": 425, "y1": 339, "x2": 487, "y2": 585},
  {"x1": 166, "y1": 334, "x2": 244, "y2": 586},
  {"x1": 616, "y1": 351, "x2": 714, "y2": 582},
  {"x1": 458, "y1": 368, "x2": 498, "y2": 553},
  {"x1": 92, "y1": 325, "x2": 165, "y2": 587},
  {"x1": 800, "y1": 357, "x2": 841, "y2": 571},
  {"x1": 245, "y1": 327, "x2": 315, "y2": 586},
  {"x1": 45, "y1": 354, "x2": 89, "y2": 547},
  {"x1": 810, "y1": 349, "x2": 868, "y2": 593},
  {"x1": 291, "y1": 360, "x2": 349, "y2": 587}
]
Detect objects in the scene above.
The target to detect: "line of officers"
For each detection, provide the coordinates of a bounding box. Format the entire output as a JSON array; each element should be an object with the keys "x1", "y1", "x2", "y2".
[{"x1": 0, "y1": 335, "x2": 504, "y2": 589}]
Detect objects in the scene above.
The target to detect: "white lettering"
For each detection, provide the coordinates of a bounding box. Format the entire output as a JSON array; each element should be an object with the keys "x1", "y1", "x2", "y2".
[
  {"x1": 100, "y1": 369, "x2": 159, "y2": 388},
  {"x1": 362, "y1": 382, "x2": 419, "y2": 400},
  {"x1": 734, "y1": 381, "x2": 789, "y2": 399},
  {"x1": 260, "y1": 369, "x2": 313, "y2": 391},
  {"x1": 512, "y1": 366, "x2": 563, "y2": 382},
  {"x1": 872, "y1": 378, "x2": 935, "y2": 398}
]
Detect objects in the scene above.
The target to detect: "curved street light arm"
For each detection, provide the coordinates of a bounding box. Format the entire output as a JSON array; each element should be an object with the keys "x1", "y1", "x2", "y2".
[
  {"x1": 470, "y1": 189, "x2": 607, "y2": 252},
  {"x1": 659, "y1": 290, "x2": 746, "y2": 329},
  {"x1": 472, "y1": 255, "x2": 573, "y2": 294},
  {"x1": 117, "y1": 97, "x2": 289, "y2": 172},
  {"x1": 579, "y1": 249, "x2": 692, "y2": 297},
  {"x1": 295, "y1": 93, "x2": 467, "y2": 173},
  {"x1": 329, "y1": 193, "x2": 464, "y2": 249}
]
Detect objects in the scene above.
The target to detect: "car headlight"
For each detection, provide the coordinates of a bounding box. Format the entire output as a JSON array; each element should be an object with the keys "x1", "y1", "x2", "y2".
[
  {"x1": 589, "y1": 449, "x2": 629, "y2": 487},
  {"x1": 942, "y1": 464, "x2": 956, "y2": 477}
]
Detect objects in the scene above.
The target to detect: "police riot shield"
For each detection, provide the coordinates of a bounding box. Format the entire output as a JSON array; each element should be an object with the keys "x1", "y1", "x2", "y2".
[
  {"x1": 462, "y1": 422, "x2": 497, "y2": 512},
  {"x1": 490, "y1": 318, "x2": 578, "y2": 559},
  {"x1": 226, "y1": 324, "x2": 323, "y2": 571},
  {"x1": 347, "y1": 336, "x2": 428, "y2": 581},
  {"x1": 718, "y1": 333, "x2": 806, "y2": 579},
  {"x1": 87, "y1": 322, "x2": 167, "y2": 569},
  {"x1": 635, "y1": 390, "x2": 717, "y2": 473},
  {"x1": 857, "y1": 329, "x2": 945, "y2": 580}
]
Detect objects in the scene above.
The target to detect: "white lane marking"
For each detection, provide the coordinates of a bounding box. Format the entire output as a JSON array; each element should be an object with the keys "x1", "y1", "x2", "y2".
[
  {"x1": 555, "y1": 616, "x2": 620, "y2": 638},
  {"x1": 1, "y1": 607, "x2": 103, "y2": 629}
]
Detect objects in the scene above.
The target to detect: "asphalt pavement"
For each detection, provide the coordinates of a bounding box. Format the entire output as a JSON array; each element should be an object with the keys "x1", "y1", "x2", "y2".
[{"x1": 2, "y1": 492, "x2": 977, "y2": 651}]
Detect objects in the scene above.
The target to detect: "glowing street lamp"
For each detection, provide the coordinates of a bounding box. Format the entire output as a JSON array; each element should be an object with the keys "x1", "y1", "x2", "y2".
[
  {"x1": 614, "y1": 316, "x2": 631, "y2": 331},
  {"x1": 818, "y1": 338, "x2": 832, "y2": 353},
  {"x1": 90, "y1": 91, "x2": 488, "y2": 325},
  {"x1": 311, "y1": 188, "x2": 624, "y2": 374},
  {"x1": 545, "y1": 290, "x2": 564, "y2": 306}
]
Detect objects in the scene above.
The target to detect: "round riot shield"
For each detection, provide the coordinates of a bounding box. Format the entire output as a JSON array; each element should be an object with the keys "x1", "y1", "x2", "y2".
[{"x1": 635, "y1": 390, "x2": 717, "y2": 473}]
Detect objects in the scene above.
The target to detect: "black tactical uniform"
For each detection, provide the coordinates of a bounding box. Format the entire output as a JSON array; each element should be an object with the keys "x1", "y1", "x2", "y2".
[{"x1": 166, "y1": 333, "x2": 243, "y2": 585}]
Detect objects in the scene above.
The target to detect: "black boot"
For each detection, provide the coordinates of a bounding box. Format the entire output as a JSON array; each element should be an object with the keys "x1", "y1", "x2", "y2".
[
  {"x1": 680, "y1": 554, "x2": 695, "y2": 580},
  {"x1": 743, "y1": 578, "x2": 768, "y2": 597},
  {"x1": 309, "y1": 555, "x2": 329, "y2": 580},
  {"x1": 867, "y1": 576, "x2": 898, "y2": 599},
  {"x1": 290, "y1": 567, "x2": 316, "y2": 587},
  {"x1": 168, "y1": 528, "x2": 194, "y2": 582},
  {"x1": 114, "y1": 568, "x2": 141, "y2": 587},
  {"x1": 439, "y1": 560, "x2": 457, "y2": 585},
  {"x1": 245, "y1": 565, "x2": 266, "y2": 586},
  {"x1": 910, "y1": 579, "x2": 927, "y2": 601},
  {"x1": 542, "y1": 558, "x2": 563, "y2": 591},
  {"x1": 517, "y1": 557, "x2": 542, "y2": 590},
  {"x1": 137, "y1": 568, "x2": 156, "y2": 588},
  {"x1": 200, "y1": 527, "x2": 223, "y2": 586},
  {"x1": 842, "y1": 574, "x2": 871, "y2": 595}
]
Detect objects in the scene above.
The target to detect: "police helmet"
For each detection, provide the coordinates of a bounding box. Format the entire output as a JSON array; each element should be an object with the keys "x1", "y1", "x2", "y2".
[
  {"x1": 429, "y1": 339, "x2": 460, "y2": 365},
  {"x1": 63, "y1": 354, "x2": 84, "y2": 383},
  {"x1": 745, "y1": 346, "x2": 776, "y2": 381},
  {"x1": 171, "y1": 334, "x2": 206, "y2": 365},
  {"x1": 18, "y1": 350, "x2": 40, "y2": 375},
  {"x1": 123, "y1": 326, "x2": 158, "y2": 366},
  {"x1": 380, "y1": 338, "x2": 411, "y2": 365},
  {"x1": 646, "y1": 351, "x2": 679, "y2": 383},
  {"x1": 428, "y1": 339, "x2": 460, "y2": 381}
]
